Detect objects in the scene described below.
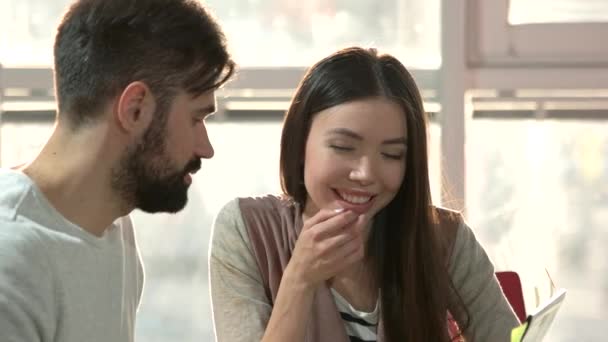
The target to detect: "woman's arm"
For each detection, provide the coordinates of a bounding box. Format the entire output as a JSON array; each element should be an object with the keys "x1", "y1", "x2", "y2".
[
  {"x1": 209, "y1": 200, "x2": 367, "y2": 342},
  {"x1": 258, "y1": 265, "x2": 317, "y2": 342},
  {"x1": 209, "y1": 199, "x2": 272, "y2": 341},
  {"x1": 448, "y1": 219, "x2": 520, "y2": 341}
]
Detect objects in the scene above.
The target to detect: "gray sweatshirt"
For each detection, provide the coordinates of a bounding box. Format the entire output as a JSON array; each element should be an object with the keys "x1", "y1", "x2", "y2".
[{"x1": 0, "y1": 169, "x2": 144, "y2": 342}]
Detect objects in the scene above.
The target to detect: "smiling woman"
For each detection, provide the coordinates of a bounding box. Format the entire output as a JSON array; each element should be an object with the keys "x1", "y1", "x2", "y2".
[
  {"x1": 302, "y1": 98, "x2": 407, "y2": 218},
  {"x1": 208, "y1": 47, "x2": 519, "y2": 342}
]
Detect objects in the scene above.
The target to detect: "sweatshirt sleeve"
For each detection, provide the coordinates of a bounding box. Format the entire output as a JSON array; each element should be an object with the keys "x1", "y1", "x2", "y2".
[
  {"x1": 208, "y1": 199, "x2": 272, "y2": 342},
  {"x1": 0, "y1": 223, "x2": 56, "y2": 342},
  {"x1": 448, "y1": 219, "x2": 520, "y2": 341}
]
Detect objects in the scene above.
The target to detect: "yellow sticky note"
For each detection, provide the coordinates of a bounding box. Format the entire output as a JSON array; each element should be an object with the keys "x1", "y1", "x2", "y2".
[{"x1": 511, "y1": 322, "x2": 529, "y2": 342}]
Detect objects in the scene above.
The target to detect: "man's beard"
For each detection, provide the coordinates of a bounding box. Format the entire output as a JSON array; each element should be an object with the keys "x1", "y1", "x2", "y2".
[{"x1": 112, "y1": 109, "x2": 201, "y2": 213}]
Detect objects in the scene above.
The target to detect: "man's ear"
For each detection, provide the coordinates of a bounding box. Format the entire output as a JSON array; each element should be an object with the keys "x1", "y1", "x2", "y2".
[{"x1": 115, "y1": 81, "x2": 156, "y2": 133}]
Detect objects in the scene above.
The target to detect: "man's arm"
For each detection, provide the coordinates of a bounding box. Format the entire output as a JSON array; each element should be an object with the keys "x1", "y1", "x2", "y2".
[{"x1": 0, "y1": 224, "x2": 55, "y2": 342}]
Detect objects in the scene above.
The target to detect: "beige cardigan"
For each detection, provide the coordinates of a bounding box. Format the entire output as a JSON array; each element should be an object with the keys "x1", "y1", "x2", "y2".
[{"x1": 209, "y1": 196, "x2": 519, "y2": 341}]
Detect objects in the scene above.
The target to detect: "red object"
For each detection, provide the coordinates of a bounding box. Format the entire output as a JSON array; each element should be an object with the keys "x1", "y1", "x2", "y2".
[
  {"x1": 496, "y1": 271, "x2": 527, "y2": 323},
  {"x1": 447, "y1": 271, "x2": 527, "y2": 339}
]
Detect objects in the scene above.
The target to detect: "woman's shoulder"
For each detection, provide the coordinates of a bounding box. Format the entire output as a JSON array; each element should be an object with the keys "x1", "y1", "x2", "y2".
[
  {"x1": 431, "y1": 205, "x2": 465, "y2": 259},
  {"x1": 432, "y1": 205, "x2": 464, "y2": 229},
  {"x1": 213, "y1": 195, "x2": 299, "y2": 265},
  {"x1": 215, "y1": 194, "x2": 298, "y2": 235},
  {"x1": 238, "y1": 194, "x2": 295, "y2": 214},
  {"x1": 211, "y1": 195, "x2": 292, "y2": 260},
  {"x1": 215, "y1": 194, "x2": 292, "y2": 219},
  {"x1": 238, "y1": 194, "x2": 300, "y2": 236}
]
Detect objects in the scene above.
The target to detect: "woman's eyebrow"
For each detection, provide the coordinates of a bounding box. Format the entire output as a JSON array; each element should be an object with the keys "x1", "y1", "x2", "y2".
[{"x1": 326, "y1": 128, "x2": 407, "y2": 145}]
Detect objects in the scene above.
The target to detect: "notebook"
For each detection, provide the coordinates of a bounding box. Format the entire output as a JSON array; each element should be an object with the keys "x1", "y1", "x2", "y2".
[{"x1": 511, "y1": 288, "x2": 567, "y2": 342}]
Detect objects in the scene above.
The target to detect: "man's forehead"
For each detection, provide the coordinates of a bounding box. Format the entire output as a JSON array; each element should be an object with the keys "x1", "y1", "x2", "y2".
[
  {"x1": 174, "y1": 89, "x2": 216, "y2": 106},
  {"x1": 194, "y1": 89, "x2": 216, "y2": 101}
]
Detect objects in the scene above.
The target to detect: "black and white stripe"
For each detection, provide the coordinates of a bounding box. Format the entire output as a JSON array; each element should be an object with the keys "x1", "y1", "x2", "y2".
[{"x1": 331, "y1": 288, "x2": 378, "y2": 342}]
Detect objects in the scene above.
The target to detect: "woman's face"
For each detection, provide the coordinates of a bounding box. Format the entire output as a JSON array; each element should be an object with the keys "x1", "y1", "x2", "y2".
[{"x1": 302, "y1": 97, "x2": 407, "y2": 219}]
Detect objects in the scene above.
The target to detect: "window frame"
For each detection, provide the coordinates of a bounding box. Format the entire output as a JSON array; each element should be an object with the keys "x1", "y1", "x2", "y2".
[{"x1": 469, "y1": 0, "x2": 608, "y2": 67}]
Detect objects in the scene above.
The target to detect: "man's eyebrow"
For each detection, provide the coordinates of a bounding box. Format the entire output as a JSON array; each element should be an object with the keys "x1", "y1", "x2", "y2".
[{"x1": 326, "y1": 128, "x2": 407, "y2": 146}]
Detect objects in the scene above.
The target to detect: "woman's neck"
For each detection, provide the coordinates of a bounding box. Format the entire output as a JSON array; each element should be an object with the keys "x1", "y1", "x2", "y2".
[{"x1": 329, "y1": 258, "x2": 378, "y2": 312}]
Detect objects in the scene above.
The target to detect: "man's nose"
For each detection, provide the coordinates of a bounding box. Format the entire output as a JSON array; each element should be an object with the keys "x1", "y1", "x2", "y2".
[{"x1": 195, "y1": 125, "x2": 214, "y2": 159}]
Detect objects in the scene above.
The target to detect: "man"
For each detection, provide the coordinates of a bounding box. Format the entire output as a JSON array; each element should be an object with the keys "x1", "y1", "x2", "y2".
[{"x1": 0, "y1": 0, "x2": 235, "y2": 341}]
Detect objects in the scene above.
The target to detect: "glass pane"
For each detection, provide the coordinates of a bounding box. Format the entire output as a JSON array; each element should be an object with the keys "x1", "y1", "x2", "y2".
[
  {"x1": 509, "y1": 0, "x2": 608, "y2": 25},
  {"x1": 132, "y1": 121, "x2": 284, "y2": 342},
  {"x1": 467, "y1": 118, "x2": 608, "y2": 341},
  {"x1": 0, "y1": 0, "x2": 69, "y2": 66},
  {"x1": 0, "y1": 0, "x2": 440, "y2": 68},
  {"x1": 0, "y1": 120, "x2": 53, "y2": 168},
  {"x1": 1, "y1": 117, "x2": 442, "y2": 341},
  {"x1": 206, "y1": 0, "x2": 440, "y2": 67}
]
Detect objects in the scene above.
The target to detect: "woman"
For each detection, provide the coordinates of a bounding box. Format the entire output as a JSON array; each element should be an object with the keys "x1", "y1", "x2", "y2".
[{"x1": 209, "y1": 47, "x2": 519, "y2": 341}]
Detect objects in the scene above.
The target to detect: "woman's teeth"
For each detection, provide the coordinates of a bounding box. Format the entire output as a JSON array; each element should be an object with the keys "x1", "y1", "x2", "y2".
[{"x1": 338, "y1": 192, "x2": 372, "y2": 204}]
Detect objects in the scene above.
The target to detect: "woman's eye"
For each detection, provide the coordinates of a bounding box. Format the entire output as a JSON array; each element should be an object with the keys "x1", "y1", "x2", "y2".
[
  {"x1": 382, "y1": 152, "x2": 404, "y2": 160},
  {"x1": 329, "y1": 145, "x2": 354, "y2": 151}
]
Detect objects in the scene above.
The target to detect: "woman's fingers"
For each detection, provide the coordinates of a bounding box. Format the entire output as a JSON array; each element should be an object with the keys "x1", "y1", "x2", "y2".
[
  {"x1": 322, "y1": 237, "x2": 365, "y2": 275},
  {"x1": 314, "y1": 214, "x2": 370, "y2": 272},
  {"x1": 315, "y1": 213, "x2": 367, "y2": 252},
  {"x1": 301, "y1": 208, "x2": 347, "y2": 229},
  {"x1": 292, "y1": 210, "x2": 371, "y2": 285},
  {"x1": 305, "y1": 210, "x2": 359, "y2": 241}
]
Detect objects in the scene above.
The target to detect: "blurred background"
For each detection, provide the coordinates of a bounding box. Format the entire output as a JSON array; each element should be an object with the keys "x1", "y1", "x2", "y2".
[{"x1": 1, "y1": 0, "x2": 607, "y2": 341}]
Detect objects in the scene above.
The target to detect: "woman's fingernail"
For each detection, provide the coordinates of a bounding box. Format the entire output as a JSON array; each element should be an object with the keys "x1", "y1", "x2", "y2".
[{"x1": 334, "y1": 208, "x2": 345, "y2": 213}]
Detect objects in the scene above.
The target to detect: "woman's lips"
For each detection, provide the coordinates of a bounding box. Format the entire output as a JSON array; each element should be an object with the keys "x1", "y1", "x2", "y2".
[{"x1": 333, "y1": 189, "x2": 376, "y2": 214}]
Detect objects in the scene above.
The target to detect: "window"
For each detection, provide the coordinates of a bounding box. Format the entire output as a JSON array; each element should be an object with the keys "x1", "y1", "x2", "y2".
[
  {"x1": 206, "y1": 0, "x2": 440, "y2": 67},
  {"x1": 467, "y1": 115, "x2": 608, "y2": 342},
  {"x1": 509, "y1": 0, "x2": 608, "y2": 24},
  {"x1": 132, "y1": 120, "x2": 283, "y2": 341},
  {"x1": 0, "y1": 0, "x2": 68, "y2": 66},
  {"x1": 470, "y1": 0, "x2": 608, "y2": 66},
  {"x1": 0, "y1": 0, "x2": 440, "y2": 68},
  {"x1": 0, "y1": 117, "x2": 53, "y2": 168}
]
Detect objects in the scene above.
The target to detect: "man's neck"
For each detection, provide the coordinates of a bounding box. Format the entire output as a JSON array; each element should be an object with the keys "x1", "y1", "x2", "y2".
[{"x1": 22, "y1": 127, "x2": 130, "y2": 237}]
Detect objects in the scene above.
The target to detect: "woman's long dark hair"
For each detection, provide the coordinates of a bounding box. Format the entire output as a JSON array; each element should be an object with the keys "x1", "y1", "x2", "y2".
[{"x1": 279, "y1": 47, "x2": 469, "y2": 341}]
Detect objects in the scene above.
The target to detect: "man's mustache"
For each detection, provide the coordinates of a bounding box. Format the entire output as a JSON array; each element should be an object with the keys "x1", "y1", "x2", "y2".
[{"x1": 184, "y1": 158, "x2": 201, "y2": 174}]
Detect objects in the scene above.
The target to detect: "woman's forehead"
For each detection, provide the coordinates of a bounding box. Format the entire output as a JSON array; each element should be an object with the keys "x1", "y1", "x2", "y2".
[{"x1": 310, "y1": 98, "x2": 407, "y2": 135}]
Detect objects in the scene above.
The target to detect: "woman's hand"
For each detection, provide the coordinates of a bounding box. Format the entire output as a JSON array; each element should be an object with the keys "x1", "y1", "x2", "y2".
[{"x1": 285, "y1": 208, "x2": 369, "y2": 289}]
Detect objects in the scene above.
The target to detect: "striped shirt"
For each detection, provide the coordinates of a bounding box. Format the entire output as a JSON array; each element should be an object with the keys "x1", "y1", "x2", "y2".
[{"x1": 331, "y1": 288, "x2": 378, "y2": 342}]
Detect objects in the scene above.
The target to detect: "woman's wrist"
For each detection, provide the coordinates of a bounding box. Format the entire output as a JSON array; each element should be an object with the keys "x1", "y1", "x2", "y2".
[{"x1": 283, "y1": 262, "x2": 318, "y2": 293}]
